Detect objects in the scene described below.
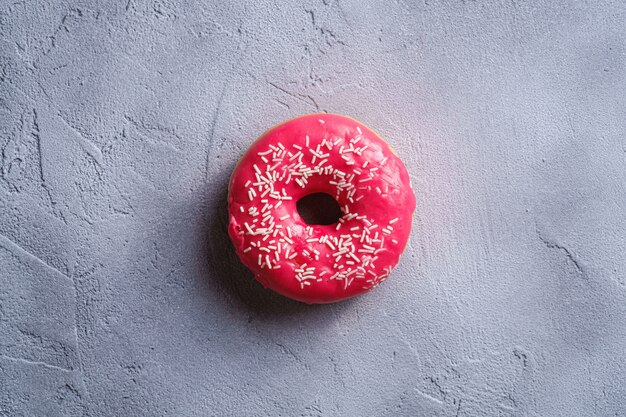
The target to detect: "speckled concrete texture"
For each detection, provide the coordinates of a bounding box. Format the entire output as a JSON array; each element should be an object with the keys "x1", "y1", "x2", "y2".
[{"x1": 1, "y1": 0, "x2": 625, "y2": 416}]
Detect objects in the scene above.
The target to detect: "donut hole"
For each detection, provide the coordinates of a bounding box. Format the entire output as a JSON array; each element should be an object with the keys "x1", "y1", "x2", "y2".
[{"x1": 296, "y1": 192, "x2": 343, "y2": 225}]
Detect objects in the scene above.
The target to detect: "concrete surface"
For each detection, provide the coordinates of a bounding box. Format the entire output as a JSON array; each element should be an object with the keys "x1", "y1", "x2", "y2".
[{"x1": 1, "y1": 0, "x2": 626, "y2": 415}]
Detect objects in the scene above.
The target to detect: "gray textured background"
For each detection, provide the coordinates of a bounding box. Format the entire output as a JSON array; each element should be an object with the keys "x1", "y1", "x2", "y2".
[{"x1": 1, "y1": 0, "x2": 625, "y2": 416}]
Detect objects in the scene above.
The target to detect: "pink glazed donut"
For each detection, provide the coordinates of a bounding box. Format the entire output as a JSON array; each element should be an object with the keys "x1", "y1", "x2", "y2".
[{"x1": 227, "y1": 114, "x2": 415, "y2": 304}]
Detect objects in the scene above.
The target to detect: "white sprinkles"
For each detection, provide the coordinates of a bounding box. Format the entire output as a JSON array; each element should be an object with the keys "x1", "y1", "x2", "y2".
[{"x1": 234, "y1": 123, "x2": 402, "y2": 291}]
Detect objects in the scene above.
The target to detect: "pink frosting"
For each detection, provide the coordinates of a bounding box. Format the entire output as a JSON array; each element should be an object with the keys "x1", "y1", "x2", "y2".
[{"x1": 227, "y1": 114, "x2": 415, "y2": 304}]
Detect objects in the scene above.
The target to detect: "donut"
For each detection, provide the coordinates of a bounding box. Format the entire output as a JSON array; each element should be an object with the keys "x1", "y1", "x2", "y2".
[{"x1": 227, "y1": 114, "x2": 415, "y2": 304}]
